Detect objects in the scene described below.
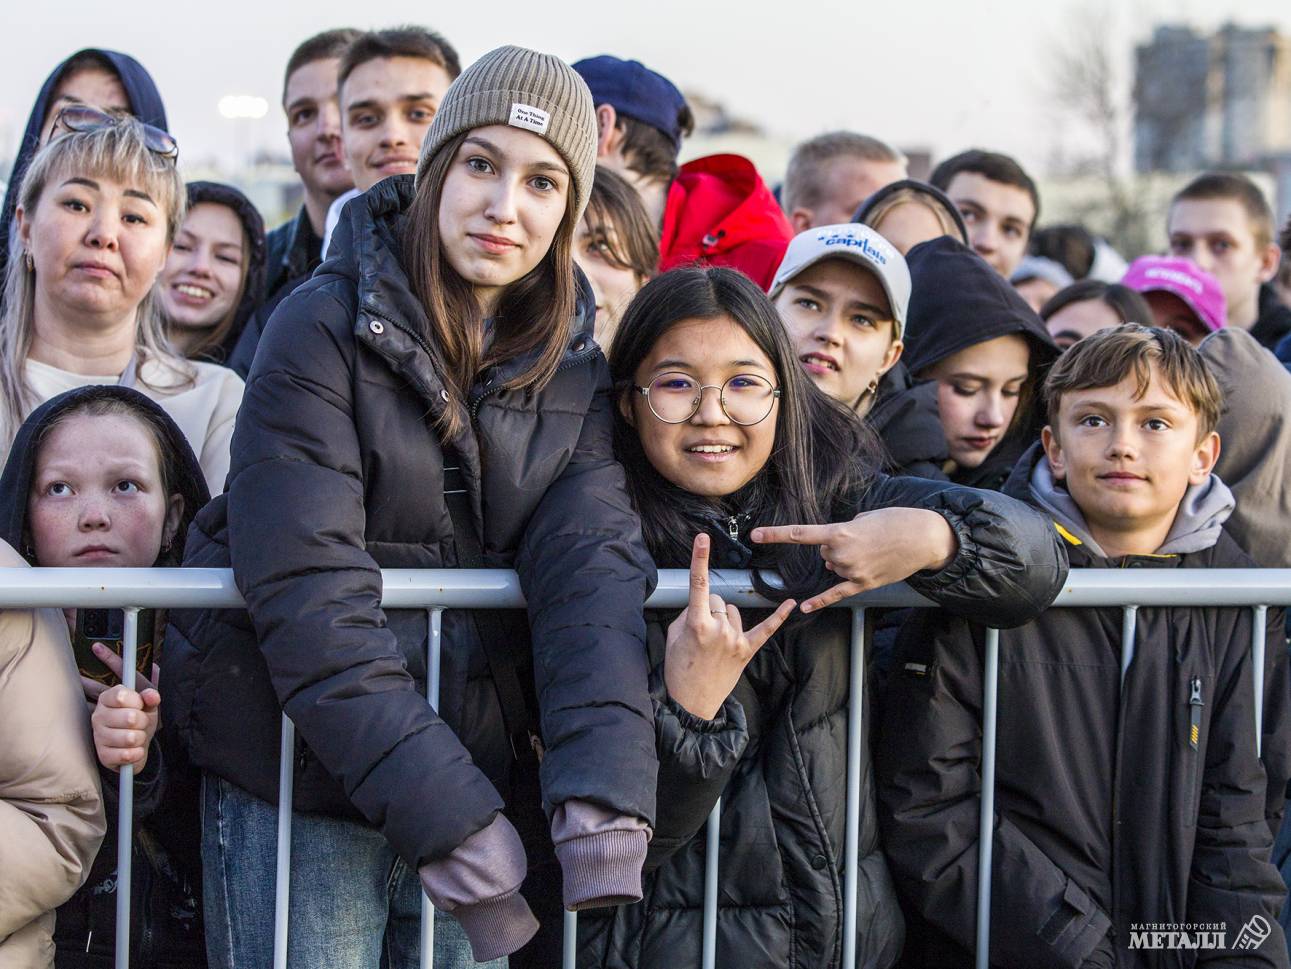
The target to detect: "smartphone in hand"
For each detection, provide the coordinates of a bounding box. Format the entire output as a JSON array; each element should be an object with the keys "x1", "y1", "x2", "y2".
[{"x1": 72, "y1": 608, "x2": 157, "y2": 686}]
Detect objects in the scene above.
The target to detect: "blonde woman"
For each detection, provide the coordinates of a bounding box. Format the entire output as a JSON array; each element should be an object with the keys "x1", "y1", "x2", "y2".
[{"x1": 4, "y1": 109, "x2": 242, "y2": 495}]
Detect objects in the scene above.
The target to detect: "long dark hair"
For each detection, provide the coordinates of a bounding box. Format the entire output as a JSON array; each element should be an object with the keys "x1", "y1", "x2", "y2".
[
  {"x1": 609, "y1": 267, "x2": 881, "y2": 600},
  {"x1": 404, "y1": 131, "x2": 580, "y2": 438}
]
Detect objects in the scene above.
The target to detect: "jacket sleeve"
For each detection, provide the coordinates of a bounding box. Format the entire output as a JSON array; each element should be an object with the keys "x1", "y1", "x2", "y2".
[
  {"x1": 851, "y1": 474, "x2": 1068, "y2": 629},
  {"x1": 876, "y1": 612, "x2": 1111, "y2": 969},
  {"x1": 1259, "y1": 607, "x2": 1291, "y2": 839},
  {"x1": 1188, "y1": 607, "x2": 1290, "y2": 967},
  {"x1": 0, "y1": 601, "x2": 105, "y2": 939},
  {"x1": 645, "y1": 667, "x2": 748, "y2": 871},
  {"x1": 514, "y1": 364, "x2": 659, "y2": 823},
  {"x1": 227, "y1": 290, "x2": 504, "y2": 868}
]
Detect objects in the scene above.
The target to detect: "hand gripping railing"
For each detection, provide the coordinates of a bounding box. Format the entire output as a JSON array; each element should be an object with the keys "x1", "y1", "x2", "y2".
[{"x1": 7, "y1": 566, "x2": 1289, "y2": 969}]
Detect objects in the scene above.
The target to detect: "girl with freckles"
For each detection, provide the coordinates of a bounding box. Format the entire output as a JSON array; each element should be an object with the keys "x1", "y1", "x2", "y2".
[{"x1": 575, "y1": 266, "x2": 1068, "y2": 969}]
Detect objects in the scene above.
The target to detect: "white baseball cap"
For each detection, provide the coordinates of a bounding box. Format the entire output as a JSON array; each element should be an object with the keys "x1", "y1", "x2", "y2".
[{"x1": 769, "y1": 223, "x2": 912, "y2": 338}]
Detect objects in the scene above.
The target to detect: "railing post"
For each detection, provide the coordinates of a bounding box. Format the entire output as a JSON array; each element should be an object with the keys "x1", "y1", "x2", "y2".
[
  {"x1": 842, "y1": 608, "x2": 866, "y2": 969},
  {"x1": 702, "y1": 799, "x2": 720, "y2": 969},
  {"x1": 421, "y1": 609, "x2": 444, "y2": 969},
  {"x1": 114, "y1": 607, "x2": 139, "y2": 969},
  {"x1": 975, "y1": 627, "x2": 1001, "y2": 969},
  {"x1": 563, "y1": 909, "x2": 578, "y2": 968},
  {"x1": 274, "y1": 715, "x2": 295, "y2": 969},
  {"x1": 1120, "y1": 606, "x2": 1139, "y2": 685},
  {"x1": 1253, "y1": 605, "x2": 1267, "y2": 759}
]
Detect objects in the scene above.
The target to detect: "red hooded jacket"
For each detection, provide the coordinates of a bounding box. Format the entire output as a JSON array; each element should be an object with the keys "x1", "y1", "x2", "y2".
[{"x1": 659, "y1": 154, "x2": 793, "y2": 289}]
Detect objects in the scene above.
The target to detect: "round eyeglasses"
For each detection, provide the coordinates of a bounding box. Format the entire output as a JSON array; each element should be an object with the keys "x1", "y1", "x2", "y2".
[
  {"x1": 53, "y1": 105, "x2": 179, "y2": 161},
  {"x1": 634, "y1": 372, "x2": 782, "y2": 426}
]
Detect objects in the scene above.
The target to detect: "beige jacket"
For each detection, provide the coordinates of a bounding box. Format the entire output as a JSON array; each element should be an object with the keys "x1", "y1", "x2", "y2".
[
  {"x1": 1200, "y1": 328, "x2": 1291, "y2": 568},
  {"x1": 0, "y1": 540, "x2": 105, "y2": 968}
]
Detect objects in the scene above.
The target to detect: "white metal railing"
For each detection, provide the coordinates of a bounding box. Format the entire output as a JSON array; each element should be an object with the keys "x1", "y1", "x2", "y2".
[{"x1": 9, "y1": 566, "x2": 1288, "y2": 969}]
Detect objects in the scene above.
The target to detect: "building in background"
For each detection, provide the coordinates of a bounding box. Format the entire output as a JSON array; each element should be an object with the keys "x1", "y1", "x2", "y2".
[{"x1": 1135, "y1": 23, "x2": 1291, "y2": 174}]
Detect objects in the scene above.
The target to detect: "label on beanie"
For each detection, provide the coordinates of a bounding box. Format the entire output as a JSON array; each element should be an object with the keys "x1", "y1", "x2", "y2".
[{"x1": 509, "y1": 102, "x2": 550, "y2": 135}]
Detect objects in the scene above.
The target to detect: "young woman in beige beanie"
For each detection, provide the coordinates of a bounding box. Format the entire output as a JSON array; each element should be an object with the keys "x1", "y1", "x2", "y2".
[{"x1": 166, "y1": 45, "x2": 657, "y2": 969}]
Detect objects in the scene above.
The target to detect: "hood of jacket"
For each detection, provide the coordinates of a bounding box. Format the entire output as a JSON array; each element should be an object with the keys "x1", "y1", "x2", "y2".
[
  {"x1": 1200, "y1": 326, "x2": 1291, "y2": 566},
  {"x1": 853, "y1": 178, "x2": 968, "y2": 246},
  {"x1": 324, "y1": 175, "x2": 596, "y2": 389},
  {"x1": 1, "y1": 49, "x2": 168, "y2": 275},
  {"x1": 0, "y1": 385, "x2": 209, "y2": 567},
  {"x1": 659, "y1": 154, "x2": 793, "y2": 288},
  {"x1": 901, "y1": 236, "x2": 1059, "y2": 377},
  {"x1": 1004, "y1": 441, "x2": 1233, "y2": 559},
  {"x1": 867, "y1": 362, "x2": 951, "y2": 477},
  {"x1": 184, "y1": 181, "x2": 268, "y2": 362}
]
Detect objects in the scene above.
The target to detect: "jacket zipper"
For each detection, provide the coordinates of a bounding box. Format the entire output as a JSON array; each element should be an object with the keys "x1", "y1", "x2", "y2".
[
  {"x1": 726, "y1": 515, "x2": 741, "y2": 541},
  {"x1": 1188, "y1": 676, "x2": 1204, "y2": 750}
]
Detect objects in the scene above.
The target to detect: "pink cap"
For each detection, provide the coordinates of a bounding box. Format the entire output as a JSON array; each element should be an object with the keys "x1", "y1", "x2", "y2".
[{"x1": 1122, "y1": 256, "x2": 1226, "y2": 332}]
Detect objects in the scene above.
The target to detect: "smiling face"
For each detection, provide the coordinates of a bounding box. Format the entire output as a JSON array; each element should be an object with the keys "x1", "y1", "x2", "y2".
[
  {"x1": 284, "y1": 56, "x2": 353, "y2": 203},
  {"x1": 340, "y1": 55, "x2": 453, "y2": 191},
  {"x1": 774, "y1": 258, "x2": 902, "y2": 409},
  {"x1": 437, "y1": 125, "x2": 572, "y2": 316},
  {"x1": 16, "y1": 165, "x2": 170, "y2": 329},
  {"x1": 158, "y1": 202, "x2": 246, "y2": 343},
  {"x1": 924, "y1": 333, "x2": 1031, "y2": 468},
  {"x1": 574, "y1": 214, "x2": 643, "y2": 346},
  {"x1": 626, "y1": 315, "x2": 780, "y2": 498},
  {"x1": 1043, "y1": 363, "x2": 1219, "y2": 557},
  {"x1": 28, "y1": 412, "x2": 182, "y2": 568},
  {"x1": 945, "y1": 171, "x2": 1034, "y2": 277},
  {"x1": 40, "y1": 65, "x2": 130, "y2": 146}
]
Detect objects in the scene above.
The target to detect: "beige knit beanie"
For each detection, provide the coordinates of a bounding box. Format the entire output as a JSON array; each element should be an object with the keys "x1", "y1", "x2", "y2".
[{"x1": 416, "y1": 46, "x2": 598, "y2": 220}]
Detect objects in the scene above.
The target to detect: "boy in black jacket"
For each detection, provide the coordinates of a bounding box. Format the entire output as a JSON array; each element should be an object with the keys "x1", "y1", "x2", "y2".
[{"x1": 877, "y1": 325, "x2": 1291, "y2": 968}]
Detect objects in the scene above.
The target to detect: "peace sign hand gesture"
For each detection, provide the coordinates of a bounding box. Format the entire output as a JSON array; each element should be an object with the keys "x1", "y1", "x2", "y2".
[{"x1": 663, "y1": 533, "x2": 797, "y2": 721}]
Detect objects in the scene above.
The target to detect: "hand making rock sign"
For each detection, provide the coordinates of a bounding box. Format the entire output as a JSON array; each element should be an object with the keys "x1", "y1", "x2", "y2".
[{"x1": 663, "y1": 532, "x2": 798, "y2": 720}]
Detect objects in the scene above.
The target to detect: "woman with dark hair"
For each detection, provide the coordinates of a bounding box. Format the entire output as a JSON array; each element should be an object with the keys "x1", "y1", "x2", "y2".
[
  {"x1": 1040, "y1": 279, "x2": 1154, "y2": 351},
  {"x1": 158, "y1": 182, "x2": 266, "y2": 364},
  {"x1": 574, "y1": 165, "x2": 659, "y2": 348},
  {"x1": 1, "y1": 48, "x2": 168, "y2": 279},
  {"x1": 165, "y1": 46, "x2": 657, "y2": 969},
  {"x1": 575, "y1": 266, "x2": 1067, "y2": 969}
]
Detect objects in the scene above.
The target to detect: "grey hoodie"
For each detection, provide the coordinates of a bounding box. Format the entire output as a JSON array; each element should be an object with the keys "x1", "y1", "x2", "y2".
[{"x1": 1025, "y1": 446, "x2": 1235, "y2": 558}]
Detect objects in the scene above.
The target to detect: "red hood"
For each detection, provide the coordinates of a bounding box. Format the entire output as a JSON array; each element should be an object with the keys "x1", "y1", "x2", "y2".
[{"x1": 659, "y1": 154, "x2": 793, "y2": 288}]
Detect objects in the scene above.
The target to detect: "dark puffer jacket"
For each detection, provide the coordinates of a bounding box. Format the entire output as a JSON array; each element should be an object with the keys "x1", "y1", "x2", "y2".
[
  {"x1": 877, "y1": 448, "x2": 1291, "y2": 969},
  {"x1": 578, "y1": 474, "x2": 1069, "y2": 969},
  {"x1": 164, "y1": 176, "x2": 658, "y2": 873}
]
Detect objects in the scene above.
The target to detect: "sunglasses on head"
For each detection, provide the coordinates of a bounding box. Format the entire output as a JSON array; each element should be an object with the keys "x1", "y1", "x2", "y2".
[{"x1": 53, "y1": 105, "x2": 179, "y2": 161}]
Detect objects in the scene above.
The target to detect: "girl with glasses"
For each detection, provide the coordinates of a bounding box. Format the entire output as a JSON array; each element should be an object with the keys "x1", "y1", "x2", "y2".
[{"x1": 577, "y1": 266, "x2": 1069, "y2": 969}]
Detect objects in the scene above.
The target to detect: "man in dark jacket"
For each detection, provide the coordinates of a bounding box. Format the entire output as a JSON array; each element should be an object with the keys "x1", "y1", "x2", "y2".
[
  {"x1": 878, "y1": 325, "x2": 1291, "y2": 968},
  {"x1": 227, "y1": 29, "x2": 359, "y2": 375}
]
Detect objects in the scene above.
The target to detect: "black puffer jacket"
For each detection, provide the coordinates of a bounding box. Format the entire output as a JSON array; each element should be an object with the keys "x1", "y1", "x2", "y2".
[
  {"x1": 579, "y1": 474, "x2": 1069, "y2": 969},
  {"x1": 0, "y1": 386, "x2": 211, "y2": 968},
  {"x1": 164, "y1": 176, "x2": 657, "y2": 872},
  {"x1": 877, "y1": 448, "x2": 1291, "y2": 969}
]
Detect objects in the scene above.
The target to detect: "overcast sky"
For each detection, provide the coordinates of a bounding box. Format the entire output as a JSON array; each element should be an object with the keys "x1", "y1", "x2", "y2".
[{"x1": 4, "y1": 0, "x2": 1291, "y2": 178}]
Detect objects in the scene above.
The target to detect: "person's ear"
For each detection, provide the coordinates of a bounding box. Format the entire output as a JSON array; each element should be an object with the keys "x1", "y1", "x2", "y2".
[
  {"x1": 15, "y1": 204, "x2": 32, "y2": 250},
  {"x1": 1041, "y1": 424, "x2": 1066, "y2": 481},
  {"x1": 1190, "y1": 429, "x2": 1221, "y2": 484},
  {"x1": 1257, "y1": 241, "x2": 1282, "y2": 285},
  {"x1": 789, "y1": 209, "x2": 813, "y2": 234},
  {"x1": 595, "y1": 104, "x2": 618, "y2": 157},
  {"x1": 162, "y1": 494, "x2": 184, "y2": 554},
  {"x1": 617, "y1": 386, "x2": 637, "y2": 427},
  {"x1": 877, "y1": 336, "x2": 904, "y2": 377}
]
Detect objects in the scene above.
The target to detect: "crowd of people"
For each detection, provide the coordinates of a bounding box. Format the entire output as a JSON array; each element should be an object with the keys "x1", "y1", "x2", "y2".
[{"x1": 2, "y1": 24, "x2": 1291, "y2": 969}]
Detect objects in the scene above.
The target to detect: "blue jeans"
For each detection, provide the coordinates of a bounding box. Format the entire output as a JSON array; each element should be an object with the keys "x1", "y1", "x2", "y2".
[{"x1": 202, "y1": 773, "x2": 506, "y2": 969}]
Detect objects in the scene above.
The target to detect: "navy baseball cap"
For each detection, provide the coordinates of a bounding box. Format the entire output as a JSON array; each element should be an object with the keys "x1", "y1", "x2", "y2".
[{"x1": 572, "y1": 55, "x2": 689, "y2": 150}]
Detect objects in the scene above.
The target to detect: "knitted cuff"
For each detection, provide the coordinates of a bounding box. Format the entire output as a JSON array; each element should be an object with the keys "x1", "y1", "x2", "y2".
[
  {"x1": 448, "y1": 889, "x2": 539, "y2": 963},
  {"x1": 554, "y1": 827, "x2": 649, "y2": 911}
]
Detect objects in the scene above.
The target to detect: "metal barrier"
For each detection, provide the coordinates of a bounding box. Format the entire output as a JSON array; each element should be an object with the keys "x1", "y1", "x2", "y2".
[{"x1": 8, "y1": 566, "x2": 1288, "y2": 969}]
